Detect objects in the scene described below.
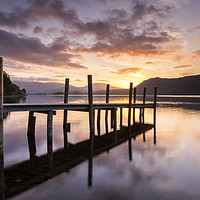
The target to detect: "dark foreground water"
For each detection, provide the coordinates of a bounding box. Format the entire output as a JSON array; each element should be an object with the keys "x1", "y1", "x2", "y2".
[{"x1": 3, "y1": 95, "x2": 200, "y2": 200}]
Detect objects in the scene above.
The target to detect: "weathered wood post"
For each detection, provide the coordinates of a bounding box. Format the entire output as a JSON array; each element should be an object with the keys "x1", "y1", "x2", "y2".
[
  {"x1": 133, "y1": 88, "x2": 136, "y2": 124},
  {"x1": 97, "y1": 109, "x2": 101, "y2": 136},
  {"x1": 113, "y1": 108, "x2": 117, "y2": 142},
  {"x1": 128, "y1": 82, "x2": 133, "y2": 127},
  {"x1": 63, "y1": 78, "x2": 69, "y2": 148},
  {"x1": 105, "y1": 84, "x2": 109, "y2": 134},
  {"x1": 0, "y1": 57, "x2": 4, "y2": 199},
  {"x1": 88, "y1": 75, "x2": 95, "y2": 155},
  {"x1": 142, "y1": 87, "x2": 146, "y2": 124},
  {"x1": 120, "y1": 107, "x2": 123, "y2": 127},
  {"x1": 47, "y1": 110, "x2": 53, "y2": 170},
  {"x1": 153, "y1": 87, "x2": 157, "y2": 145},
  {"x1": 128, "y1": 82, "x2": 133, "y2": 161},
  {"x1": 27, "y1": 111, "x2": 36, "y2": 159},
  {"x1": 153, "y1": 87, "x2": 157, "y2": 128}
]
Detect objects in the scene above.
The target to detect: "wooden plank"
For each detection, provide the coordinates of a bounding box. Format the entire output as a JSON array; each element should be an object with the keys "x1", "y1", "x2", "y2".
[
  {"x1": 35, "y1": 111, "x2": 56, "y2": 115},
  {"x1": 3, "y1": 103, "x2": 155, "y2": 113}
]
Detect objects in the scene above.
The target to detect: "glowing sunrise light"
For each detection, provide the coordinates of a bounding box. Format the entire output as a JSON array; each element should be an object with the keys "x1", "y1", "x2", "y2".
[{"x1": 0, "y1": 0, "x2": 199, "y2": 89}]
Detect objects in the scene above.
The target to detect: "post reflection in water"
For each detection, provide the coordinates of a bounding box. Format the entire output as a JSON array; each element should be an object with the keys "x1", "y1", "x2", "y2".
[{"x1": 0, "y1": 112, "x2": 155, "y2": 199}]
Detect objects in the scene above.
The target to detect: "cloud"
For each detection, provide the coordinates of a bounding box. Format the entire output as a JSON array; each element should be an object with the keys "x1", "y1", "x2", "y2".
[
  {"x1": 114, "y1": 67, "x2": 141, "y2": 75},
  {"x1": 75, "y1": 79, "x2": 82, "y2": 81},
  {"x1": 0, "y1": 1, "x2": 183, "y2": 67},
  {"x1": 179, "y1": 72, "x2": 194, "y2": 77},
  {"x1": 75, "y1": 2, "x2": 177, "y2": 57},
  {"x1": 145, "y1": 62, "x2": 154, "y2": 64},
  {"x1": 193, "y1": 50, "x2": 200, "y2": 56},
  {"x1": 159, "y1": 0, "x2": 190, "y2": 8},
  {"x1": 0, "y1": 29, "x2": 87, "y2": 69},
  {"x1": 174, "y1": 65, "x2": 193, "y2": 69},
  {"x1": 33, "y1": 26, "x2": 44, "y2": 34},
  {"x1": 0, "y1": 0, "x2": 80, "y2": 28}
]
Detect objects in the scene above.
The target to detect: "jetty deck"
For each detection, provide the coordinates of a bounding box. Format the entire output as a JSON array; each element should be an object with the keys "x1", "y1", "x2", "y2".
[{"x1": 3, "y1": 102, "x2": 155, "y2": 112}]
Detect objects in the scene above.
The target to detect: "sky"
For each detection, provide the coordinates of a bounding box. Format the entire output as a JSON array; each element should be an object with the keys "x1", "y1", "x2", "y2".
[{"x1": 0, "y1": 0, "x2": 200, "y2": 88}]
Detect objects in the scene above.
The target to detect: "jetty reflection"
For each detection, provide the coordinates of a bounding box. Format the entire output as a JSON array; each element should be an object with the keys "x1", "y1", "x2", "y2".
[{"x1": 1, "y1": 123, "x2": 155, "y2": 199}]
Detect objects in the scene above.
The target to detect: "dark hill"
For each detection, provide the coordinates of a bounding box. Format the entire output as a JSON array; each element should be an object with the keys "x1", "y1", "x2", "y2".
[
  {"x1": 3, "y1": 72, "x2": 26, "y2": 96},
  {"x1": 136, "y1": 75, "x2": 200, "y2": 95}
]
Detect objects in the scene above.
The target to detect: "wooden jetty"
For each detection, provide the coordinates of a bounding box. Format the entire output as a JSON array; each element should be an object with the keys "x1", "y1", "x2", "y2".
[{"x1": 0, "y1": 57, "x2": 157, "y2": 199}]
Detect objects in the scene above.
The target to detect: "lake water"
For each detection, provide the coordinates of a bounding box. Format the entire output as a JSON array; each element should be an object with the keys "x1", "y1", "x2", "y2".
[{"x1": 2, "y1": 95, "x2": 200, "y2": 200}]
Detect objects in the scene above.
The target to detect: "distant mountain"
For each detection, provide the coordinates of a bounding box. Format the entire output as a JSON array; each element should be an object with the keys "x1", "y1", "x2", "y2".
[
  {"x1": 13, "y1": 74, "x2": 200, "y2": 95},
  {"x1": 13, "y1": 80, "x2": 122, "y2": 94},
  {"x1": 13, "y1": 81, "x2": 64, "y2": 94},
  {"x1": 136, "y1": 75, "x2": 200, "y2": 95}
]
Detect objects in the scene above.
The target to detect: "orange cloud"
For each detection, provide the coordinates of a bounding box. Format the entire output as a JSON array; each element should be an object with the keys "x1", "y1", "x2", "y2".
[
  {"x1": 174, "y1": 65, "x2": 193, "y2": 69},
  {"x1": 145, "y1": 62, "x2": 154, "y2": 64},
  {"x1": 113, "y1": 67, "x2": 141, "y2": 75},
  {"x1": 193, "y1": 50, "x2": 200, "y2": 55}
]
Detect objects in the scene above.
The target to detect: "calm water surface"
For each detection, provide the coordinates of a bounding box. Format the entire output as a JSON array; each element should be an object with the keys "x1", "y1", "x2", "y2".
[{"x1": 3, "y1": 95, "x2": 200, "y2": 200}]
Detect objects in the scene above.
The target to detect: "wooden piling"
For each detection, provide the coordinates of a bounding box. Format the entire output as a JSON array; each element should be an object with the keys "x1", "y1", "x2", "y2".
[
  {"x1": 113, "y1": 108, "x2": 117, "y2": 133},
  {"x1": 88, "y1": 75, "x2": 94, "y2": 153},
  {"x1": 47, "y1": 110, "x2": 53, "y2": 170},
  {"x1": 153, "y1": 87, "x2": 157, "y2": 128},
  {"x1": 128, "y1": 82, "x2": 133, "y2": 161},
  {"x1": 0, "y1": 57, "x2": 4, "y2": 198},
  {"x1": 27, "y1": 111, "x2": 36, "y2": 159},
  {"x1": 105, "y1": 84, "x2": 109, "y2": 134},
  {"x1": 97, "y1": 109, "x2": 101, "y2": 136},
  {"x1": 133, "y1": 88, "x2": 136, "y2": 124},
  {"x1": 63, "y1": 78, "x2": 69, "y2": 148},
  {"x1": 128, "y1": 82, "x2": 133, "y2": 127},
  {"x1": 142, "y1": 87, "x2": 146, "y2": 124},
  {"x1": 111, "y1": 109, "x2": 114, "y2": 128},
  {"x1": 153, "y1": 87, "x2": 157, "y2": 145},
  {"x1": 120, "y1": 107, "x2": 123, "y2": 127}
]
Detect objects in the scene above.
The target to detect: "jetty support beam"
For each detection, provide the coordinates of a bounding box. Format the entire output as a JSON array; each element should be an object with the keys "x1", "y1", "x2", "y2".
[
  {"x1": 133, "y1": 88, "x2": 136, "y2": 124},
  {"x1": 63, "y1": 78, "x2": 69, "y2": 148},
  {"x1": 88, "y1": 75, "x2": 95, "y2": 153},
  {"x1": 153, "y1": 87, "x2": 157, "y2": 128},
  {"x1": 105, "y1": 84, "x2": 109, "y2": 134}
]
